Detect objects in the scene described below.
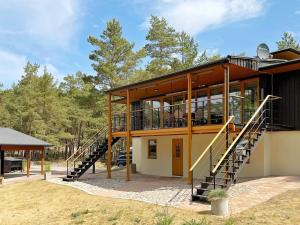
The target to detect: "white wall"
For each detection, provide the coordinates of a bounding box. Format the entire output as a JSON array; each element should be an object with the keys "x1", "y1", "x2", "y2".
[{"x1": 132, "y1": 131, "x2": 300, "y2": 178}]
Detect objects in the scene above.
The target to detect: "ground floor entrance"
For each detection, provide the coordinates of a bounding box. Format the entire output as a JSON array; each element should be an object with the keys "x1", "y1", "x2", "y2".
[{"x1": 172, "y1": 138, "x2": 183, "y2": 176}]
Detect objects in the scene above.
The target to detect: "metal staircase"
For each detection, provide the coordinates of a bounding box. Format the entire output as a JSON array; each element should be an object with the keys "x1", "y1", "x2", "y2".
[
  {"x1": 190, "y1": 95, "x2": 280, "y2": 202},
  {"x1": 63, "y1": 128, "x2": 120, "y2": 182}
]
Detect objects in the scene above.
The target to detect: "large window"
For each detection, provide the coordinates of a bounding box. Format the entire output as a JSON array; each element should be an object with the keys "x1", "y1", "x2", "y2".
[
  {"x1": 244, "y1": 81, "x2": 258, "y2": 122},
  {"x1": 210, "y1": 88, "x2": 223, "y2": 124},
  {"x1": 230, "y1": 85, "x2": 242, "y2": 124},
  {"x1": 194, "y1": 90, "x2": 208, "y2": 125},
  {"x1": 148, "y1": 139, "x2": 157, "y2": 159},
  {"x1": 142, "y1": 99, "x2": 160, "y2": 130}
]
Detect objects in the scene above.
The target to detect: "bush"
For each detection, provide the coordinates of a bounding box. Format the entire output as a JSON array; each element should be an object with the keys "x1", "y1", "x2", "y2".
[
  {"x1": 207, "y1": 189, "x2": 228, "y2": 201},
  {"x1": 44, "y1": 163, "x2": 51, "y2": 173}
]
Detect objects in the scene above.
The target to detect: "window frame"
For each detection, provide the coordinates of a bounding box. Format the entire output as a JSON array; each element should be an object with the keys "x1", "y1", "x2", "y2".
[{"x1": 148, "y1": 139, "x2": 157, "y2": 159}]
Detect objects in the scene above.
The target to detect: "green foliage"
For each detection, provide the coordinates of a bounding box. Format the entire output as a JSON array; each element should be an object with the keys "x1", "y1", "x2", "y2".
[
  {"x1": 0, "y1": 17, "x2": 223, "y2": 152},
  {"x1": 145, "y1": 16, "x2": 179, "y2": 77},
  {"x1": 207, "y1": 189, "x2": 228, "y2": 201},
  {"x1": 155, "y1": 207, "x2": 174, "y2": 225},
  {"x1": 277, "y1": 32, "x2": 300, "y2": 50},
  {"x1": 172, "y1": 31, "x2": 199, "y2": 71},
  {"x1": 224, "y1": 217, "x2": 236, "y2": 225},
  {"x1": 88, "y1": 18, "x2": 145, "y2": 89},
  {"x1": 181, "y1": 218, "x2": 211, "y2": 225},
  {"x1": 44, "y1": 163, "x2": 51, "y2": 173}
]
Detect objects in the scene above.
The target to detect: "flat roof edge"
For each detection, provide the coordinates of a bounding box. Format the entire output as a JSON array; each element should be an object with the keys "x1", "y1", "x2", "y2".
[{"x1": 105, "y1": 57, "x2": 231, "y2": 93}]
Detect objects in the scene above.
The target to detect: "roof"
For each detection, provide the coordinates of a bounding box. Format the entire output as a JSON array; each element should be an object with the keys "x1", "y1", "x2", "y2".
[
  {"x1": 0, "y1": 128, "x2": 52, "y2": 147},
  {"x1": 270, "y1": 48, "x2": 300, "y2": 60},
  {"x1": 259, "y1": 58, "x2": 300, "y2": 73},
  {"x1": 106, "y1": 55, "x2": 259, "y2": 94},
  {"x1": 106, "y1": 48, "x2": 300, "y2": 97},
  {"x1": 105, "y1": 57, "x2": 230, "y2": 93}
]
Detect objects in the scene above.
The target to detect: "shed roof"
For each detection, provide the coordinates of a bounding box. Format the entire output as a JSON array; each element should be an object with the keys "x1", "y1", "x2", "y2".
[{"x1": 0, "y1": 128, "x2": 51, "y2": 147}]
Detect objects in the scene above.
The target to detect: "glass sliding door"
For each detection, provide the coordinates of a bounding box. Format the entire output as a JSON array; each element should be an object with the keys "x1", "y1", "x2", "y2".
[
  {"x1": 173, "y1": 95, "x2": 185, "y2": 127},
  {"x1": 163, "y1": 97, "x2": 173, "y2": 128},
  {"x1": 230, "y1": 85, "x2": 242, "y2": 125},
  {"x1": 194, "y1": 90, "x2": 208, "y2": 125},
  {"x1": 210, "y1": 88, "x2": 223, "y2": 124},
  {"x1": 243, "y1": 80, "x2": 259, "y2": 123},
  {"x1": 152, "y1": 100, "x2": 160, "y2": 129}
]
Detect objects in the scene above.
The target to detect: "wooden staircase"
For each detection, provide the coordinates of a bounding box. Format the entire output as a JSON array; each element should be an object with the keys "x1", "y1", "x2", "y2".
[
  {"x1": 63, "y1": 129, "x2": 120, "y2": 182},
  {"x1": 190, "y1": 95, "x2": 280, "y2": 202}
]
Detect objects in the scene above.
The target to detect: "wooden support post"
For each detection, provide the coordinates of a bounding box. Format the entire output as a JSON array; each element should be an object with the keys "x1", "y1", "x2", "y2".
[
  {"x1": 126, "y1": 89, "x2": 131, "y2": 181},
  {"x1": 26, "y1": 150, "x2": 30, "y2": 177},
  {"x1": 224, "y1": 66, "x2": 230, "y2": 148},
  {"x1": 0, "y1": 149, "x2": 4, "y2": 176},
  {"x1": 159, "y1": 96, "x2": 164, "y2": 128},
  {"x1": 41, "y1": 149, "x2": 45, "y2": 175},
  {"x1": 107, "y1": 93, "x2": 112, "y2": 179},
  {"x1": 187, "y1": 73, "x2": 192, "y2": 184}
]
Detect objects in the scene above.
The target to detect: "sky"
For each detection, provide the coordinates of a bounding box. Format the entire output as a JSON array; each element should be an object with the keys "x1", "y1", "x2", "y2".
[{"x1": 0, "y1": 0, "x2": 300, "y2": 88}]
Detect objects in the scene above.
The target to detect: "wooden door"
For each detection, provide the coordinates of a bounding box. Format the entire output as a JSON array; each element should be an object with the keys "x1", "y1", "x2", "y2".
[{"x1": 172, "y1": 139, "x2": 183, "y2": 176}]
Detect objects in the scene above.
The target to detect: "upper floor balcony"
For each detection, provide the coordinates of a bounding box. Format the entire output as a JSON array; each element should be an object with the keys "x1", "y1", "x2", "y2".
[{"x1": 107, "y1": 56, "x2": 262, "y2": 136}]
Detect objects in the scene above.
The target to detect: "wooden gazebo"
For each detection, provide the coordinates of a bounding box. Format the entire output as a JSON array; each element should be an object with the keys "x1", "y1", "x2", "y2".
[{"x1": 0, "y1": 128, "x2": 52, "y2": 177}]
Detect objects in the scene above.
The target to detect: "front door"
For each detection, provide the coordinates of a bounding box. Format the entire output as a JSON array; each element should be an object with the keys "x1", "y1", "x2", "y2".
[{"x1": 172, "y1": 139, "x2": 183, "y2": 176}]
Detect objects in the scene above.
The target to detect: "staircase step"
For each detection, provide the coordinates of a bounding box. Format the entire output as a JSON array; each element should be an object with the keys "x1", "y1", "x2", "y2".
[
  {"x1": 206, "y1": 176, "x2": 231, "y2": 182},
  {"x1": 63, "y1": 177, "x2": 75, "y2": 182},
  {"x1": 200, "y1": 182, "x2": 227, "y2": 188},
  {"x1": 192, "y1": 194, "x2": 208, "y2": 202}
]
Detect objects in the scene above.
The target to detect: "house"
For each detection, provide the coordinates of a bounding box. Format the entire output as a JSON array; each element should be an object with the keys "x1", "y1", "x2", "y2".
[{"x1": 64, "y1": 45, "x2": 300, "y2": 201}]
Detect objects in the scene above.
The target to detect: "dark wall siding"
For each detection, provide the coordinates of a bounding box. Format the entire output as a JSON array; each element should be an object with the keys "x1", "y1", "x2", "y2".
[{"x1": 263, "y1": 70, "x2": 300, "y2": 130}]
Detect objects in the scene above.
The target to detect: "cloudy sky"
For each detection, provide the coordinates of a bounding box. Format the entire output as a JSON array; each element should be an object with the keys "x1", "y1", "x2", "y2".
[{"x1": 0, "y1": 0, "x2": 300, "y2": 88}]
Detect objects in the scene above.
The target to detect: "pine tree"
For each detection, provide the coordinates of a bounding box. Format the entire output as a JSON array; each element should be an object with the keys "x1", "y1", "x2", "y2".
[
  {"x1": 88, "y1": 18, "x2": 145, "y2": 89},
  {"x1": 277, "y1": 32, "x2": 300, "y2": 50},
  {"x1": 145, "y1": 16, "x2": 179, "y2": 77},
  {"x1": 171, "y1": 31, "x2": 198, "y2": 70}
]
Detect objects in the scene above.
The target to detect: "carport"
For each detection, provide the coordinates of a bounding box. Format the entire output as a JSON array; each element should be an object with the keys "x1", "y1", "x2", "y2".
[{"x1": 0, "y1": 128, "x2": 51, "y2": 177}]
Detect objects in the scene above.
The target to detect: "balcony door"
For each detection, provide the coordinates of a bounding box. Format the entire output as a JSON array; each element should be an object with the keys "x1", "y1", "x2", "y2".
[{"x1": 172, "y1": 139, "x2": 183, "y2": 176}]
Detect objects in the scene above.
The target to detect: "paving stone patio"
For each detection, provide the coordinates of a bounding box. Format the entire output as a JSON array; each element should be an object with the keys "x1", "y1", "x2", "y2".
[{"x1": 48, "y1": 170, "x2": 300, "y2": 214}]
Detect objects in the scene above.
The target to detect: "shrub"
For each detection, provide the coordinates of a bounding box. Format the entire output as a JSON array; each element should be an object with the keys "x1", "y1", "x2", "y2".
[
  {"x1": 44, "y1": 163, "x2": 51, "y2": 173},
  {"x1": 207, "y1": 189, "x2": 228, "y2": 201}
]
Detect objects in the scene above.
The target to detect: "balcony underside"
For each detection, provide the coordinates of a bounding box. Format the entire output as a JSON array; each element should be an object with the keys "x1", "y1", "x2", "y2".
[{"x1": 112, "y1": 124, "x2": 236, "y2": 137}]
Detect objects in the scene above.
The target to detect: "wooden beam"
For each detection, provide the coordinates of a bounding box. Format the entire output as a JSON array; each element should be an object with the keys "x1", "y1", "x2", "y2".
[
  {"x1": 187, "y1": 73, "x2": 192, "y2": 184},
  {"x1": 41, "y1": 149, "x2": 45, "y2": 175},
  {"x1": 26, "y1": 151, "x2": 30, "y2": 177},
  {"x1": 126, "y1": 89, "x2": 131, "y2": 181},
  {"x1": 0, "y1": 145, "x2": 45, "y2": 151},
  {"x1": 107, "y1": 93, "x2": 112, "y2": 179},
  {"x1": 224, "y1": 66, "x2": 230, "y2": 148},
  {"x1": 0, "y1": 149, "x2": 4, "y2": 176}
]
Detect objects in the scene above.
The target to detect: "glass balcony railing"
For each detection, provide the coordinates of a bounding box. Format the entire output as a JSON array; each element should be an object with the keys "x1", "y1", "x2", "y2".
[{"x1": 111, "y1": 96, "x2": 256, "y2": 132}]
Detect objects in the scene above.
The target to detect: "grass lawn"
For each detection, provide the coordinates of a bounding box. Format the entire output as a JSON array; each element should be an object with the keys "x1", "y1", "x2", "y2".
[{"x1": 0, "y1": 181, "x2": 299, "y2": 225}]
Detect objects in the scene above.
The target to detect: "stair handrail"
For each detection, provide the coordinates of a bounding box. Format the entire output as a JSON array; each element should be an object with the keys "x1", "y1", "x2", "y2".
[
  {"x1": 72, "y1": 128, "x2": 107, "y2": 164},
  {"x1": 189, "y1": 116, "x2": 234, "y2": 172},
  {"x1": 66, "y1": 127, "x2": 107, "y2": 175},
  {"x1": 211, "y1": 95, "x2": 278, "y2": 174},
  {"x1": 66, "y1": 129, "x2": 104, "y2": 162}
]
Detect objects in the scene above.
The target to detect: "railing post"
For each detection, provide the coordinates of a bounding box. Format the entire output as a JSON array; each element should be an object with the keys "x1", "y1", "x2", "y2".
[
  {"x1": 191, "y1": 170, "x2": 194, "y2": 197},
  {"x1": 209, "y1": 146, "x2": 213, "y2": 172}
]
